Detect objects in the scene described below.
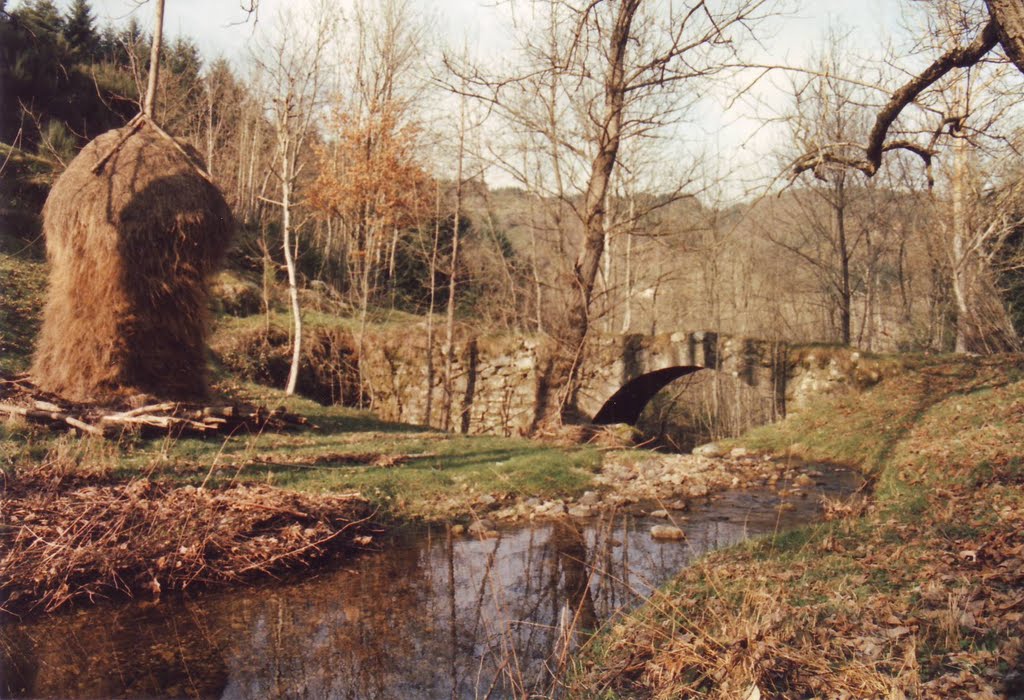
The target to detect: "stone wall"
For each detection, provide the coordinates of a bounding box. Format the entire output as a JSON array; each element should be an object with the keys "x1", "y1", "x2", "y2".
[
  {"x1": 784, "y1": 347, "x2": 897, "y2": 413},
  {"x1": 578, "y1": 332, "x2": 787, "y2": 421},
  {"x1": 215, "y1": 317, "x2": 887, "y2": 435},
  {"x1": 359, "y1": 327, "x2": 797, "y2": 436},
  {"x1": 359, "y1": 326, "x2": 545, "y2": 436}
]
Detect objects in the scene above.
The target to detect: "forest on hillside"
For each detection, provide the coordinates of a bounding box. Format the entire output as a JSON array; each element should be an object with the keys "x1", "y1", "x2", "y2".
[{"x1": 2, "y1": 0, "x2": 1024, "y2": 402}]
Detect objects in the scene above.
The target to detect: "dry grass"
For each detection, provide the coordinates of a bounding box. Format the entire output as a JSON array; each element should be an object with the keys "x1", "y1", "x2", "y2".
[
  {"x1": 33, "y1": 120, "x2": 232, "y2": 402},
  {"x1": 0, "y1": 440, "x2": 375, "y2": 616},
  {"x1": 572, "y1": 356, "x2": 1024, "y2": 699}
]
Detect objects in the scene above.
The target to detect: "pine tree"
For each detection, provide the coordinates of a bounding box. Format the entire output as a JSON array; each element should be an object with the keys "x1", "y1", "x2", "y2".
[
  {"x1": 114, "y1": 16, "x2": 147, "y2": 69},
  {"x1": 16, "y1": 0, "x2": 63, "y2": 38},
  {"x1": 63, "y1": 0, "x2": 99, "y2": 63}
]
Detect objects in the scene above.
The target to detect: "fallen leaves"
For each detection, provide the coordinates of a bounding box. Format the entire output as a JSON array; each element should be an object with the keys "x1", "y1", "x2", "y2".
[{"x1": 0, "y1": 465, "x2": 378, "y2": 615}]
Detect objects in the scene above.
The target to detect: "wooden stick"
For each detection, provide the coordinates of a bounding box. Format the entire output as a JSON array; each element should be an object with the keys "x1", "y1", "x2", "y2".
[
  {"x1": 0, "y1": 403, "x2": 103, "y2": 436},
  {"x1": 106, "y1": 402, "x2": 179, "y2": 418},
  {"x1": 90, "y1": 113, "x2": 144, "y2": 175},
  {"x1": 99, "y1": 414, "x2": 212, "y2": 432},
  {"x1": 144, "y1": 117, "x2": 215, "y2": 183},
  {"x1": 143, "y1": 0, "x2": 165, "y2": 119}
]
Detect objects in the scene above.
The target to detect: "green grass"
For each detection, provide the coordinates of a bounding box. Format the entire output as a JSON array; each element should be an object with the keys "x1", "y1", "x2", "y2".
[
  {"x1": 212, "y1": 306, "x2": 432, "y2": 337},
  {"x1": 0, "y1": 236, "x2": 595, "y2": 522},
  {"x1": 5, "y1": 382, "x2": 601, "y2": 521},
  {"x1": 0, "y1": 253, "x2": 46, "y2": 374}
]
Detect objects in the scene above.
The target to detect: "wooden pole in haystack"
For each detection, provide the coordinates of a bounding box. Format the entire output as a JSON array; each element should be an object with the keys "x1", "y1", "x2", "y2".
[{"x1": 143, "y1": 0, "x2": 166, "y2": 119}]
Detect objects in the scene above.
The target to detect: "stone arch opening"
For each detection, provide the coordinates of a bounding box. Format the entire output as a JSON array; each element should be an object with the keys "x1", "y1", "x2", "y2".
[
  {"x1": 592, "y1": 365, "x2": 780, "y2": 452},
  {"x1": 592, "y1": 366, "x2": 703, "y2": 425}
]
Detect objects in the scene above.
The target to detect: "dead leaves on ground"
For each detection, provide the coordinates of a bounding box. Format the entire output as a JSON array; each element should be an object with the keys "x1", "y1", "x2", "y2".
[
  {"x1": 575, "y1": 486, "x2": 1023, "y2": 699},
  {"x1": 0, "y1": 466, "x2": 377, "y2": 616}
]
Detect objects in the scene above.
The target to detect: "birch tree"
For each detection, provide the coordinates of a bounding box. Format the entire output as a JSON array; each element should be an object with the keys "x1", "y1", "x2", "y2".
[{"x1": 253, "y1": 4, "x2": 337, "y2": 395}]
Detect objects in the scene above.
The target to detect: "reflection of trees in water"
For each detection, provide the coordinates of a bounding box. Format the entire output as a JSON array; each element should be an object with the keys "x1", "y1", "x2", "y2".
[
  {"x1": 0, "y1": 509, "x2": 750, "y2": 699},
  {"x1": 0, "y1": 538, "x2": 435, "y2": 699},
  {"x1": 1, "y1": 601, "x2": 230, "y2": 698},
  {"x1": 219, "y1": 536, "x2": 437, "y2": 699},
  {"x1": 435, "y1": 516, "x2": 668, "y2": 699}
]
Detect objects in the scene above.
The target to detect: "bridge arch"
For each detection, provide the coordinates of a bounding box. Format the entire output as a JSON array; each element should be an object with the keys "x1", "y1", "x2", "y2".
[
  {"x1": 582, "y1": 333, "x2": 788, "y2": 428},
  {"x1": 591, "y1": 366, "x2": 704, "y2": 425}
]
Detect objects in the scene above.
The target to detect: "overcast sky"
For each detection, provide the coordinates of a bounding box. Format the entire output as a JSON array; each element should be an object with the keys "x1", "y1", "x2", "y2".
[
  {"x1": 62, "y1": 0, "x2": 908, "y2": 67},
  {"x1": 47, "y1": 0, "x2": 915, "y2": 196}
]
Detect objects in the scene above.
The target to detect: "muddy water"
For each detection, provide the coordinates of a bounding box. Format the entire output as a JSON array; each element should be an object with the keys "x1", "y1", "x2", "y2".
[{"x1": 0, "y1": 465, "x2": 861, "y2": 699}]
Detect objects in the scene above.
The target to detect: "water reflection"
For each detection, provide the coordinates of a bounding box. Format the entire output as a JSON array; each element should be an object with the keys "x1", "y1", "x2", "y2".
[{"x1": 1, "y1": 467, "x2": 859, "y2": 699}]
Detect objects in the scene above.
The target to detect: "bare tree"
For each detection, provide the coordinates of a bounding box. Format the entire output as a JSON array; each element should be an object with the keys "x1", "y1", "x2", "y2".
[
  {"x1": 142, "y1": 0, "x2": 165, "y2": 118},
  {"x1": 441, "y1": 85, "x2": 468, "y2": 431},
  {"x1": 451, "y1": 0, "x2": 776, "y2": 426},
  {"x1": 793, "y1": 0, "x2": 1024, "y2": 353},
  {"x1": 789, "y1": 0, "x2": 1024, "y2": 178},
  {"x1": 773, "y1": 36, "x2": 895, "y2": 346},
  {"x1": 253, "y1": 3, "x2": 338, "y2": 395}
]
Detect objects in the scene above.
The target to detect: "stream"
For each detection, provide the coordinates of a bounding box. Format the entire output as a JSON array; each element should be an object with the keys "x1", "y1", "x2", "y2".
[{"x1": 0, "y1": 465, "x2": 861, "y2": 699}]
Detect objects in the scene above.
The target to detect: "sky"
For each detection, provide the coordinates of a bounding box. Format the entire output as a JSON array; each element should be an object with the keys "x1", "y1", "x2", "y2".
[
  {"x1": 49, "y1": 0, "x2": 916, "y2": 196},
  {"x1": 64, "y1": 0, "x2": 909, "y2": 69}
]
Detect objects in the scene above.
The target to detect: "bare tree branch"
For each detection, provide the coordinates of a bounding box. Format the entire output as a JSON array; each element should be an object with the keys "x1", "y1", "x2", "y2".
[{"x1": 792, "y1": 19, "x2": 1000, "y2": 181}]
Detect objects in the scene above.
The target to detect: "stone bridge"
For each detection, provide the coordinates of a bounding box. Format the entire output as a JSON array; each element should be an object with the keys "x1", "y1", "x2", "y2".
[
  {"x1": 580, "y1": 332, "x2": 786, "y2": 426},
  {"x1": 360, "y1": 329, "x2": 793, "y2": 437}
]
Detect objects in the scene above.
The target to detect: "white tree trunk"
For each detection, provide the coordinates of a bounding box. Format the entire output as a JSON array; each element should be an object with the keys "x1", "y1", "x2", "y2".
[
  {"x1": 281, "y1": 143, "x2": 302, "y2": 395},
  {"x1": 950, "y1": 124, "x2": 971, "y2": 354},
  {"x1": 143, "y1": 0, "x2": 165, "y2": 118},
  {"x1": 443, "y1": 98, "x2": 466, "y2": 432}
]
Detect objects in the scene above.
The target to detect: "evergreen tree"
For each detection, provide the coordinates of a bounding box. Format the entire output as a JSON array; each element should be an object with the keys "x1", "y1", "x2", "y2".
[
  {"x1": 165, "y1": 36, "x2": 202, "y2": 79},
  {"x1": 3, "y1": 0, "x2": 69, "y2": 146},
  {"x1": 113, "y1": 16, "x2": 147, "y2": 69},
  {"x1": 97, "y1": 23, "x2": 118, "y2": 61},
  {"x1": 63, "y1": 0, "x2": 98, "y2": 63},
  {"x1": 16, "y1": 0, "x2": 63, "y2": 38}
]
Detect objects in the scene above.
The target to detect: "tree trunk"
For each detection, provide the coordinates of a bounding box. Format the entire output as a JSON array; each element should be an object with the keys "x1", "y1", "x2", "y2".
[
  {"x1": 281, "y1": 143, "x2": 302, "y2": 396},
  {"x1": 539, "y1": 0, "x2": 638, "y2": 426},
  {"x1": 529, "y1": 198, "x2": 544, "y2": 334},
  {"x1": 951, "y1": 134, "x2": 972, "y2": 353},
  {"x1": 143, "y1": 0, "x2": 165, "y2": 119},
  {"x1": 835, "y1": 177, "x2": 852, "y2": 345},
  {"x1": 443, "y1": 101, "x2": 466, "y2": 432},
  {"x1": 205, "y1": 85, "x2": 215, "y2": 179},
  {"x1": 621, "y1": 220, "x2": 633, "y2": 334},
  {"x1": 988, "y1": 1, "x2": 1024, "y2": 73},
  {"x1": 424, "y1": 184, "x2": 442, "y2": 426}
]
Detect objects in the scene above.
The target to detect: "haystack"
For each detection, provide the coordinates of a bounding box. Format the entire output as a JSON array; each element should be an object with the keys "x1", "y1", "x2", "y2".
[{"x1": 32, "y1": 118, "x2": 232, "y2": 403}]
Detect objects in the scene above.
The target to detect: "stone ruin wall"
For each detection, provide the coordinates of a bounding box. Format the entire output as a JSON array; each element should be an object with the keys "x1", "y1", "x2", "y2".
[
  {"x1": 357, "y1": 328, "x2": 845, "y2": 436},
  {"x1": 358, "y1": 326, "x2": 544, "y2": 436}
]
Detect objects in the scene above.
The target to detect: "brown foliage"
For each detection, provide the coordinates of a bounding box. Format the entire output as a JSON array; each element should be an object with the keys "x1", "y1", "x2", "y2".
[
  {"x1": 0, "y1": 458, "x2": 374, "y2": 615},
  {"x1": 310, "y1": 108, "x2": 433, "y2": 234},
  {"x1": 32, "y1": 120, "x2": 233, "y2": 403}
]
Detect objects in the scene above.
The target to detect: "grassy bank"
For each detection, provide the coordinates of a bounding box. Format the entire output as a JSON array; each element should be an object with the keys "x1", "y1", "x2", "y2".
[
  {"x1": 0, "y1": 381, "x2": 601, "y2": 615},
  {"x1": 2, "y1": 382, "x2": 601, "y2": 522},
  {"x1": 0, "y1": 239, "x2": 603, "y2": 614},
  {"x1": 571, "y1": 356, "x2": 1024, "y2": 699},
  {"x1": 0, "y1": 253, "x2": 45, "y2": 374}
]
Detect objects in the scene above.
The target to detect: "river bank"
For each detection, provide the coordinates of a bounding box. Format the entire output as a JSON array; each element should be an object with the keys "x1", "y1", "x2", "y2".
[
  {"x1": 570, "y1": 355, "x2": 1024, "y2": 699},
  {"x1": 1, "y1": 468, "x2": 861, "y2": 699},
  {"x1": 3, "y1": 356, "x2": 1022, "y2": 699},
  {"x1": 0, "y1": 386, "x2": 831, "y2": 617}
]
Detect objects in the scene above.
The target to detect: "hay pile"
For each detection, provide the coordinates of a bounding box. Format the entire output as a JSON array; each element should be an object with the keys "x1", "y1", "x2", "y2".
[{"x1": 33, "y1": 117, "x2": 232, "y2": 403}]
